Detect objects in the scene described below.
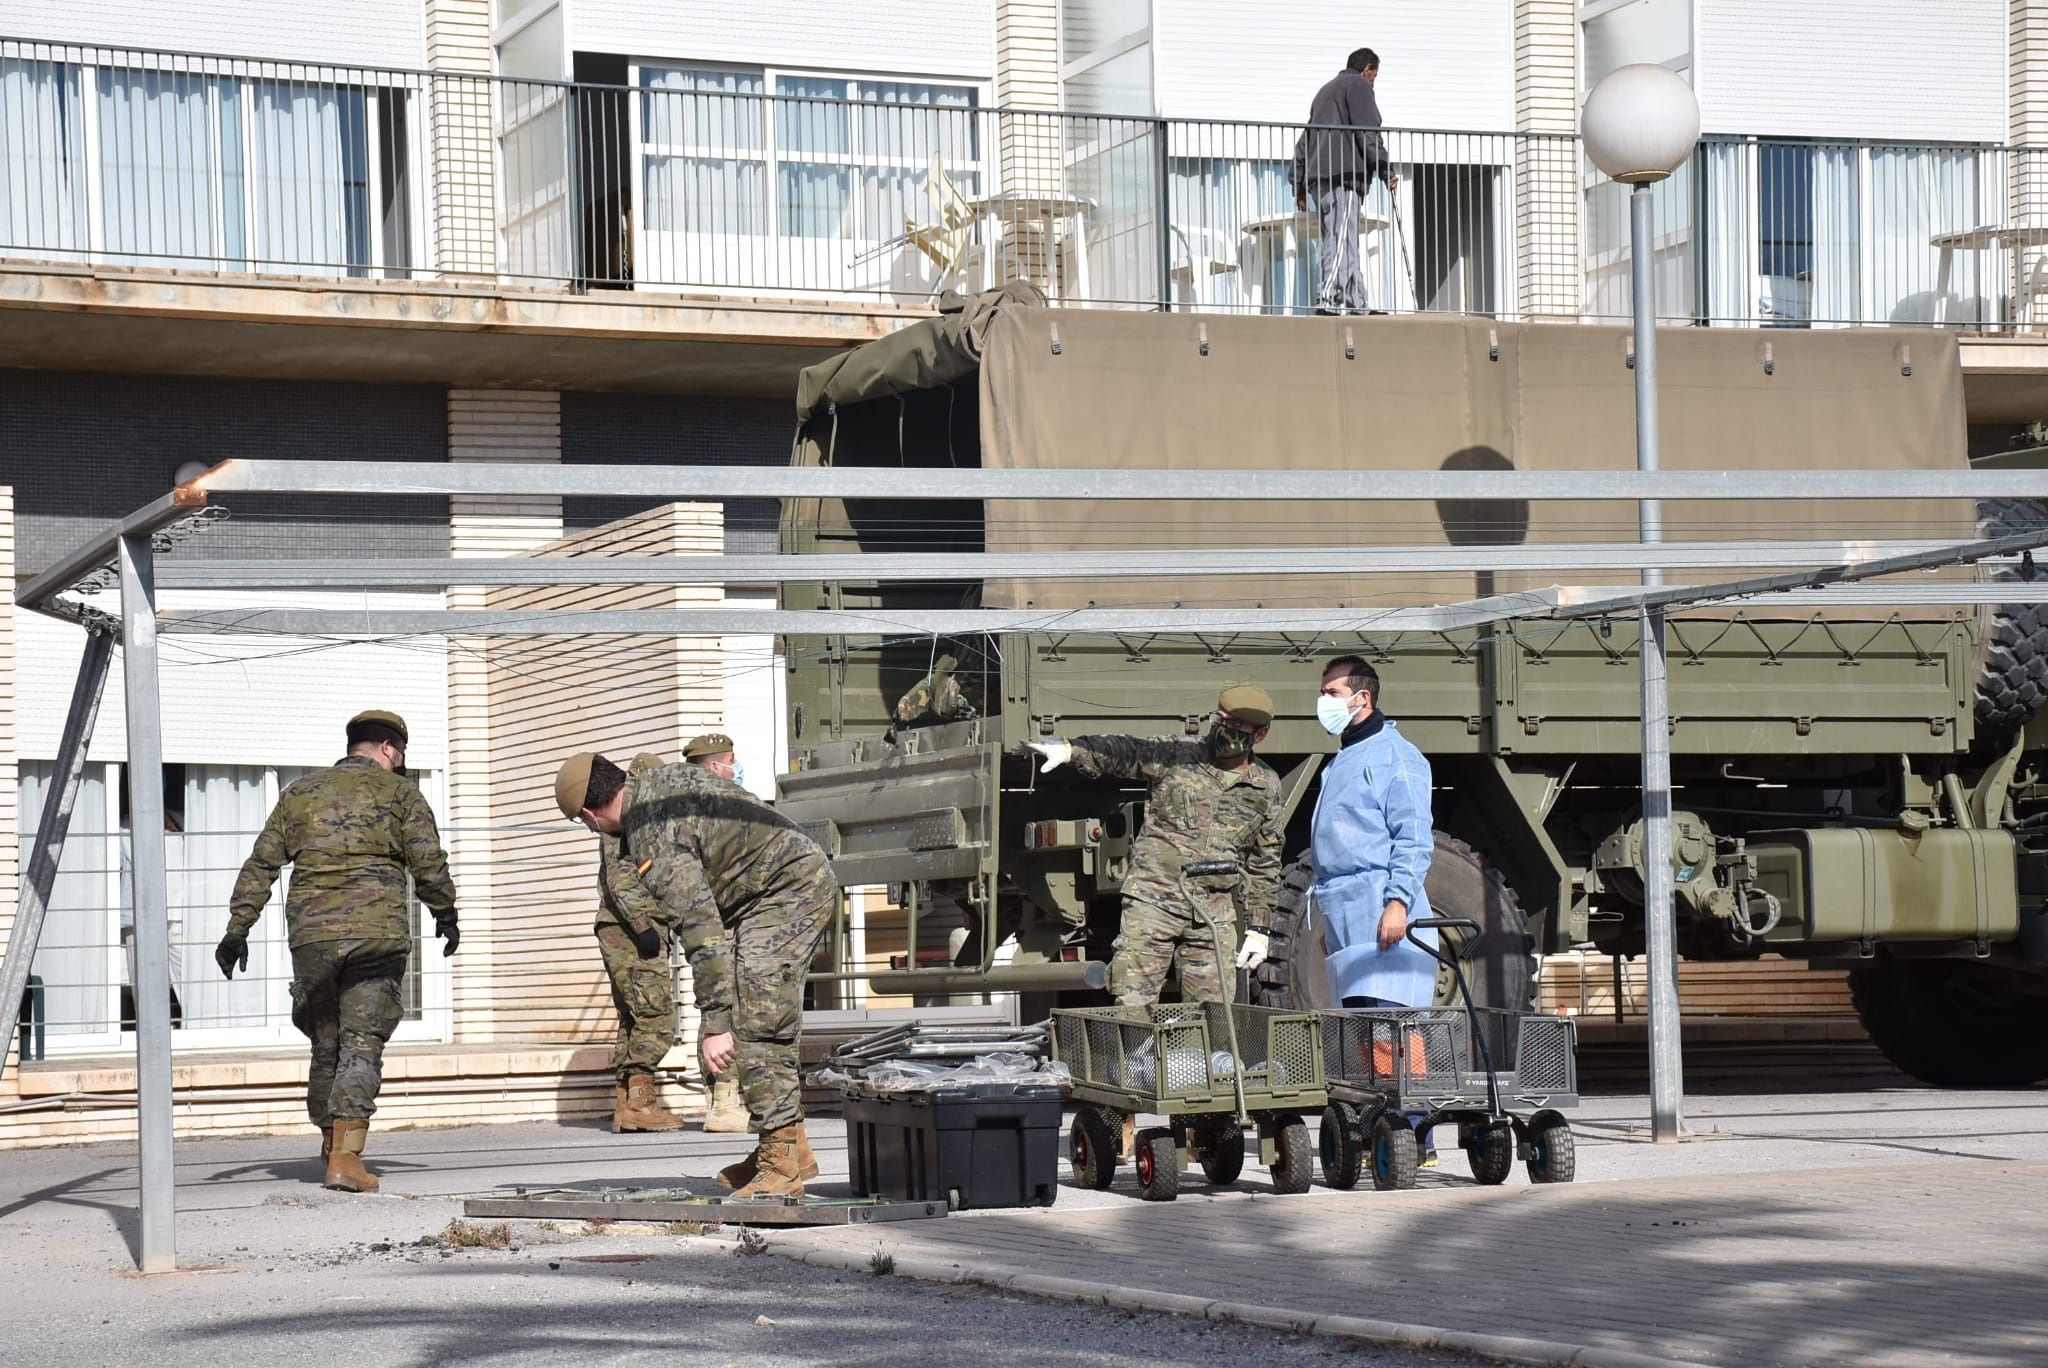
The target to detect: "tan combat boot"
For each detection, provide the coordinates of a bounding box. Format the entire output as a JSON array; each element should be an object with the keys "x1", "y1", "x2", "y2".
[
  {"x1": 613, "y1": 1074, "x2": 685, "y2": 1133},
  {"x1": 702, "y1": 1077, "x2": 750, "y2": 1134},
  {"x1": 318, "y1": 1125, "x2": 333, "y2": 1164},
  {"x1": 733, "y1": 1122, "x2": 811, "y2": 1199},
  {"x1": 717, "y1": 1142, "x2": 762, "y2": 1191},
  {"x1": 325, "y1": 1119, "x2": 379, "y2": 1193}
]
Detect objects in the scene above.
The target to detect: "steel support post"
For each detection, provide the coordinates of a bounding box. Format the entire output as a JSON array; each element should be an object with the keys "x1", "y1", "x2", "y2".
[
  {"x1": 0, "y1": 631, "x2": 113, "y2": 1075},
  {"x1": 118, "y1": 532, "x2": 176, "y2": 1270},
  {"x1": 1631, "y1": 179, "x2": 1684, "y2": 1144}
]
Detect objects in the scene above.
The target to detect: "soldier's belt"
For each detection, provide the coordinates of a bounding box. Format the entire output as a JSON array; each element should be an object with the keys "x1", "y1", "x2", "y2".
[{"x1": 1182, "y1": 860, "x2": 1241, "y2": 878}]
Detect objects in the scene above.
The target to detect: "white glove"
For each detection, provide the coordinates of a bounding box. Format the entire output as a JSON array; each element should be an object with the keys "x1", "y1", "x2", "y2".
[
  {"x1": 1235, "y1": 928, "x2": 1271, "y2": 971},
  {"x1": 1026, "y1": 740, "x2": 1072, "y2": 773}
]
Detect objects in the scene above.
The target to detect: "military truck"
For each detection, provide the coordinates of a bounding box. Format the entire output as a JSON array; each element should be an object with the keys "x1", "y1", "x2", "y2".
[{"x1": 776, "y1": 285, "x2": 2048, "y2": 1088}]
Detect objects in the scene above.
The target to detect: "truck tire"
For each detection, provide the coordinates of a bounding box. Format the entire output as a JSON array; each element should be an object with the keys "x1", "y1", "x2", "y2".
[
  {"x1": 1973, "y1": 497, "x2": 2048, "y2": 743},
  {"x1": 1253, "y1": 834, "x2": 1537, "y2": 1014},
  {"x1": 1849, "y1": 955, "x2": 2048, "y2": 1088}
]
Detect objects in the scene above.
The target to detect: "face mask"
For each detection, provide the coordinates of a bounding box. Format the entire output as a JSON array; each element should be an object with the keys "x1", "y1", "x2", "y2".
[
  {"x1": 1206, "y1": 724, "x2": 1253, "y2": 762},
  {"x1": 1316, "y1": 693, "x2": 1356, "y2": 735},
  {"x1": 729, "y1": 761, "x2": 747, "y2": 789}
]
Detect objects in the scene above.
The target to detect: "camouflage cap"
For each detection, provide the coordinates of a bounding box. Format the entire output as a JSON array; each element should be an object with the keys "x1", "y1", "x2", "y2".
[
  {"x1": 685, "y1": 732, "x2": 735, "y2": 760},
  {"x1": 347, "y1": 709, "x2": 409, "y2": 744},
  {"x1": 554, "y1": 752, "x2": 598, "y2": 819},
  {"x1": 933, "y1": 653, "x2": 958, "y2": 676},
  {"x1": 1217, "y1": 684, "x2": 1274, "y2": 729},
  {"x1": 629, "y1": 752, "x2": 666, "y2": 774}
]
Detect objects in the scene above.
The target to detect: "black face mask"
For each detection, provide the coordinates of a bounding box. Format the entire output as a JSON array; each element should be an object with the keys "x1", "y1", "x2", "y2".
[{"x1": 1206, "y1": 724, "x2": 1253, "y2": 762}]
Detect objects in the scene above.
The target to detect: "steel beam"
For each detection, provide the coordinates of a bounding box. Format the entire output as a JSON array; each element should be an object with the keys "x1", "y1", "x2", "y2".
[
  {"x1": 153, "y1": 596, "x2": 1567, "y2": 638},
  {"x1": 15, "y1": 487, "x2": 208, "y2": 613},
  {"x1": 0, "y1": 632, "x2": 113, "y2": 1079},
  {"x1": 190, "y1": 459, "x2": 2048, "y2": 503},
  {"x1": 1556, "y1": 527, "x2": 2048, "y2": 619},
  {"x1": 150, "y1": 539, "x2": 2025, "y2": 589},
  {"x1": 118, "y1": 533, "x2": 176, "y2": 1273}
]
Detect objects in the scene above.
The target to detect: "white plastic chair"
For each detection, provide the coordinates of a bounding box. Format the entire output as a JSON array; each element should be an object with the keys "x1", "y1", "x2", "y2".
[{"x1": 1168, "y1": 223, "x2": 1242, "y2": 310}]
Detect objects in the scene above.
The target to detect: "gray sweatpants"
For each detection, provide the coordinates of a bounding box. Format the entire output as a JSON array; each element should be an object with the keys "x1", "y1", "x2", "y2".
[{"x1": 1314, "y1": 183, "x2": 1369, "y2": 314}]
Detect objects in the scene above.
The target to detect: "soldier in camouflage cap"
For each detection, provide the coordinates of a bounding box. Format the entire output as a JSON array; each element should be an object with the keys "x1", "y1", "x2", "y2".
[
  {"x1": 591, "y1": 752, "x2": 686, "y2": 1134},
  {"x1": 683, "y1": 734, "x2": 751, "y2": 1132},
  {"x1": 1021, "y1": 685, "x2": 1283, "y2": 1006},
  {"x1": 555, "y1": 750, "x2": 837, "y2": 1197},
  {"x1": 218, "y1": 709, "x2": 458, "y2": 1193},
  {"x1": 895, "y1": 653, "x2": 979, "y2": 728}
]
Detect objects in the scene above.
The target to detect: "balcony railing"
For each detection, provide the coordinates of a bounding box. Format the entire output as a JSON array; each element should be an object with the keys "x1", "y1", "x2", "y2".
[{"x1": 4, "y1": 37, "x2": 2045, "y2": 330}]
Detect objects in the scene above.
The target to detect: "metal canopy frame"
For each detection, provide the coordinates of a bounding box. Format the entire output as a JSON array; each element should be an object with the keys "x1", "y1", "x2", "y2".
[{"x1": 9, "y1": 458, "x2": 2048, "y2": 1272}]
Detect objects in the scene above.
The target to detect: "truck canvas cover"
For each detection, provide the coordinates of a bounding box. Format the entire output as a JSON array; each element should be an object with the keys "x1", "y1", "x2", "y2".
[{"x1": 794, "y1": 292, "x2": 1973, "y2": 615}]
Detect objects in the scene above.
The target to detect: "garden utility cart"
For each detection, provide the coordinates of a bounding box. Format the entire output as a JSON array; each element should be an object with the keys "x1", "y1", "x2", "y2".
[
  {"x1": 1318, "y1": 916, "x2": 1579, "y2": 1192},
  {"x1": 1050, "y1": 1000, "x2": 1326, "y2": 1201}
]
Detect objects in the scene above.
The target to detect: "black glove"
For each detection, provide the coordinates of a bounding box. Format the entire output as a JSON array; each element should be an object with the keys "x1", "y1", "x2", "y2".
[
  {"x1": 630, "y1": 925, "x2": 663, "y2": 959},
  {"x1": 434, "y1": 909, "x2": 460, "y2": 958},
  {"x1": 213, "y1": 930, "x2": 249, "y2": 980}
]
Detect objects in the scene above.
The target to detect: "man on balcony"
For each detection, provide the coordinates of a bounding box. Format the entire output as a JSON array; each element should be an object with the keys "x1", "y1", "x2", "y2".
[{"x1": 1292, "y1": 48, "x2": 1399, "y2": 316}]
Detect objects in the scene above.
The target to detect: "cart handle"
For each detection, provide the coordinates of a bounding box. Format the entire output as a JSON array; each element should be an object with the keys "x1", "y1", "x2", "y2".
[{"x1": 1404, "y1": 915, "x2": 1480, "y2": 968}]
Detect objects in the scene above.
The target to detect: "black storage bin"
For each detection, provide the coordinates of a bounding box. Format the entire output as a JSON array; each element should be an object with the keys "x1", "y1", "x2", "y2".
[{"x1": 844, "y1": 1081, "x2": 1064, "y2": 1210}]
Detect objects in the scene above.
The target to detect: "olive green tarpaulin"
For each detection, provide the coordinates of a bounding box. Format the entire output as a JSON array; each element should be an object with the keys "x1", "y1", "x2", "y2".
[{"x1": 789, "y1": 293, "x2": 1972, "y2": 616}]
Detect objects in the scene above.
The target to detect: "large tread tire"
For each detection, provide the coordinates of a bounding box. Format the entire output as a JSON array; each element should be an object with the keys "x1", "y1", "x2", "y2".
[
  {"x1": 1972, "y1": 497, "x2": 2048, "y2": 745},
  {"x1": 1255, "y1": 835, "x2": 1537, "y2": 1014},
  {"x1": 1849, "y1": 955, "x2": 2048, "y2": 1088}
]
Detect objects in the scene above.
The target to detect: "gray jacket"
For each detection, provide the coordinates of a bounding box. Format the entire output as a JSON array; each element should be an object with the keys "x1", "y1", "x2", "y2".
[{"x1": 1290, "y1": 69, "x2": 1391, "y2": 194}]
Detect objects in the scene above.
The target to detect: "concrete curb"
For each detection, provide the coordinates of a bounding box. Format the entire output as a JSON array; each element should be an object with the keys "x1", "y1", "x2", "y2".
[{"x1": 774, "y1": 1241, "x2": 1701, "y2": 1368}]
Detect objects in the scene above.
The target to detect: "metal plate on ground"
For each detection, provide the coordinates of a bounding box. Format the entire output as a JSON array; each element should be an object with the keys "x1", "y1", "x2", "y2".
[{"x1": 462, "y1": 1187, "x2": 946, "y2": 1226}]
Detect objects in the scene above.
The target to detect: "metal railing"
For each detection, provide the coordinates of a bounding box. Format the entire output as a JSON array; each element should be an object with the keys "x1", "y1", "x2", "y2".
[{"x1": 4, "y1": 37, "x2": 2045, "y2": 329}]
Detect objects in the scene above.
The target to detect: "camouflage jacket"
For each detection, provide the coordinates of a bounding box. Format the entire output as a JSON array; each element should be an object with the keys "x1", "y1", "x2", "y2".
[
  {"x1": 895, "y1": 669, "x2": 978, "y2": 725},
  {"x1": 1067, "y1": 735, "x2": 1283, "y2": 930},
  {"x1": 621, "y1": 763, "x2": 832, "y2": 1034},
  {"x1": 227, "y1": 755, "x2": 458, "y2": 949},
  {"x1": 595, "y1": 833, "x2": 668, "y2": 935}
]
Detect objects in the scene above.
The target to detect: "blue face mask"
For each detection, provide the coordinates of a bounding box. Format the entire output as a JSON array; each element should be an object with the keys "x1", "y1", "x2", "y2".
[
  {"x1": 730, "y1": 761, "x2": 748, "y2": 789},
  {"x1": 1316, "y1": 693, "x2": 1357, "y2": 735}
]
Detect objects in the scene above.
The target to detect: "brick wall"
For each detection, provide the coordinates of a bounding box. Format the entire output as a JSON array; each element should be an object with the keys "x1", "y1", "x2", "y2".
[{"x1": 1514, "y1": 0, "x2": 1582, "y2": 320}]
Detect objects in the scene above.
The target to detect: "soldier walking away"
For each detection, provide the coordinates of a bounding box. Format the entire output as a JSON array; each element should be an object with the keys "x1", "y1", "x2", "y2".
[
  {"x1": 554, "y1": 751, "x2": 839, "y2": 1198},
  {"x1": 215, "y1": 710, "x2": 458, "y2": 1193},
  {"x1": 1022, "y1": 685, "x2": 1283, "y2": 1005},
  {"x1": 1291, "y1": 48, "x2": 1399, "y2": 316},
  {"x1": 593, "y1": 752, "x2": 687, "y2": 1134},
  {"x1": 682, "y1": 732, "x2": 753, "y2": 1134},
  {"x1": 895, "y1": 652, "x2": 979, "y2": 728}
]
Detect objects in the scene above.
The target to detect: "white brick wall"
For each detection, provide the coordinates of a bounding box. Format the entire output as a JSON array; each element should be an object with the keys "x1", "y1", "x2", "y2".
[
  {"x1": 8, "y1": 0, "x2": 424, "y2": 68},
  {"x1": 426, "y1": 0, "x2": 496, "y2": 277},
  {"x1": 1516, "y1": 0, "x2": 1580, "y2": 318},
  {"x1": 2014, "y1": 2, "x2": 2048, "y2": 222}
]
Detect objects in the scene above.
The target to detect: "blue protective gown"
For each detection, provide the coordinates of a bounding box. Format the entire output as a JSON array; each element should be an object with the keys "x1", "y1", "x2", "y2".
[{"x1": 1309, "y1": 717, "x2": 1438, "y2": 1005}]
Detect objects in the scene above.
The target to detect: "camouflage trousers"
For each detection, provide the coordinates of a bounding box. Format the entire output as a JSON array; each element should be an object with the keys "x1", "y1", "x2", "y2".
[
  {"x1": 289, "y1": 938, "x2": 410, "y2": 1125},
  {"x1": 1106, "y1": 892, "x2": 1240, "y2": 1007},
  {"x1": 731, "y1": 864, "x2": 837, "y2": 1132},
  {"x1": 596, "y1": 925, "x2": 678, "y2": 1083}
]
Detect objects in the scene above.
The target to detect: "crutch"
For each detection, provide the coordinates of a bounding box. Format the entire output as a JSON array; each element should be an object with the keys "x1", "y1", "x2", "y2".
[
  {"x1": 1388, "y1": 185, "x2": 1417, "y2": 312},
  {"x1": 1183, "y1": 860, "x2": 1252, "y2": 1126}
]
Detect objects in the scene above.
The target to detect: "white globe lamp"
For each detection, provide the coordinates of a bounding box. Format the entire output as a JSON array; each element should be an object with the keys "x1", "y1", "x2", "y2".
[{"x1": 1581, "y1": 64, "x2": 1700, "y2": 185}]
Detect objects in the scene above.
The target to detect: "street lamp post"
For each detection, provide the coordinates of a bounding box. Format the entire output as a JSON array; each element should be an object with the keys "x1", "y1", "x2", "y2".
[{"x1": 1581, "y1": 64, "x2": 1701, "y2": 1146}]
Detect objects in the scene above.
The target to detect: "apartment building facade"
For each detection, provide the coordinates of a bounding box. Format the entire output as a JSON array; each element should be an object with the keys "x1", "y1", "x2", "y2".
[{"x1": 3, "y1": 0, "x2": 2048, "y2": 1143}]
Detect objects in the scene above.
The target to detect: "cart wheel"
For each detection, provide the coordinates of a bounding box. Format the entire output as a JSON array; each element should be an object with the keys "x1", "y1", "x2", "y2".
[
  {"x1": 1468, "y1": 1121, "x2": 1515, "y2": 1186},
  {"x1": 1371, "y1": 1115, "x2": 1420, "y2": 1191},
  {"x1": 1135, "y1": 1127, "x2": 1180, "y2": 1202},
  {"x1": 1069, "y1": 1109, "x2": 1119, "y2": 1190},
  {"x1": 1526, "y1": 1110, "x2": 1576, "y2": 1185},
  {"x1": 1319, "y1": 1102, "x2": 1365, "y2": 1190},
  {"x1": 1198, "y1": 1121, "x2": 1246, "y2": 1186},
  {"x1": 1271, "y1": 1119, "x2": 1314, "y2": 1195}
]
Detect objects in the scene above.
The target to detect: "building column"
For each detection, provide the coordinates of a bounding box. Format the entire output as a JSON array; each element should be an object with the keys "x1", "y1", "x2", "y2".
[
  {"x1": 425, "y1": 0, "x2": 498, "y2": 280},
  {"x1": 2014, "y1": 3, "x2": 2048, "y2": 226},
  {"x1": 443, "y1": 390, "x2": 562, "y2": 1042},
  {"x1": 1515, "y1": 0, "x2": 1582, "y2": 320},
  {"x1": 996, "y1": 1, "x2": 1065, "y2": 281}
]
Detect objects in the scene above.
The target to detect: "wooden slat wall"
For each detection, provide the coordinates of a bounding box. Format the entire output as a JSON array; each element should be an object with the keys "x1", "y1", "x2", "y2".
[
  {"x1": 460, "y1": 503, "x2": 725, "y2": 1055},
  {"x1": 1540, "y1": 951, "x2": 1856, "y2": 1019}
]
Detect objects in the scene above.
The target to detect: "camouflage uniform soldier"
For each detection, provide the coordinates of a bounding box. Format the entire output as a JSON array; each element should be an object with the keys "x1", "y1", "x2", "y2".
[
  {"x1": 683, "y1": 732, "x2": 754, "y2": 1134},
  {"x1": 593, "y1": 752, "x2": 685, "y2": 1134},
  {"x1": 1023, "y1": 685, "x2": 1282, "y2": 1005},
  {"x1": 555, "y1": 752, "x2": 837, "y2": 1198},
  {"x1": 895, "y1": 654, "x2": 979, "y2": 727},
  {"x1": 216, "y1": 710, "x2": 458, "y2": 1193}
]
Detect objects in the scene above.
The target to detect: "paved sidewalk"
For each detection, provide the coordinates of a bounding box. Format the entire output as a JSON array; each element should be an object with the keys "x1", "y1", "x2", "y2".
[{"x1": 779, "y1": 1089, "x2": 2048, "y2": 1367}]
